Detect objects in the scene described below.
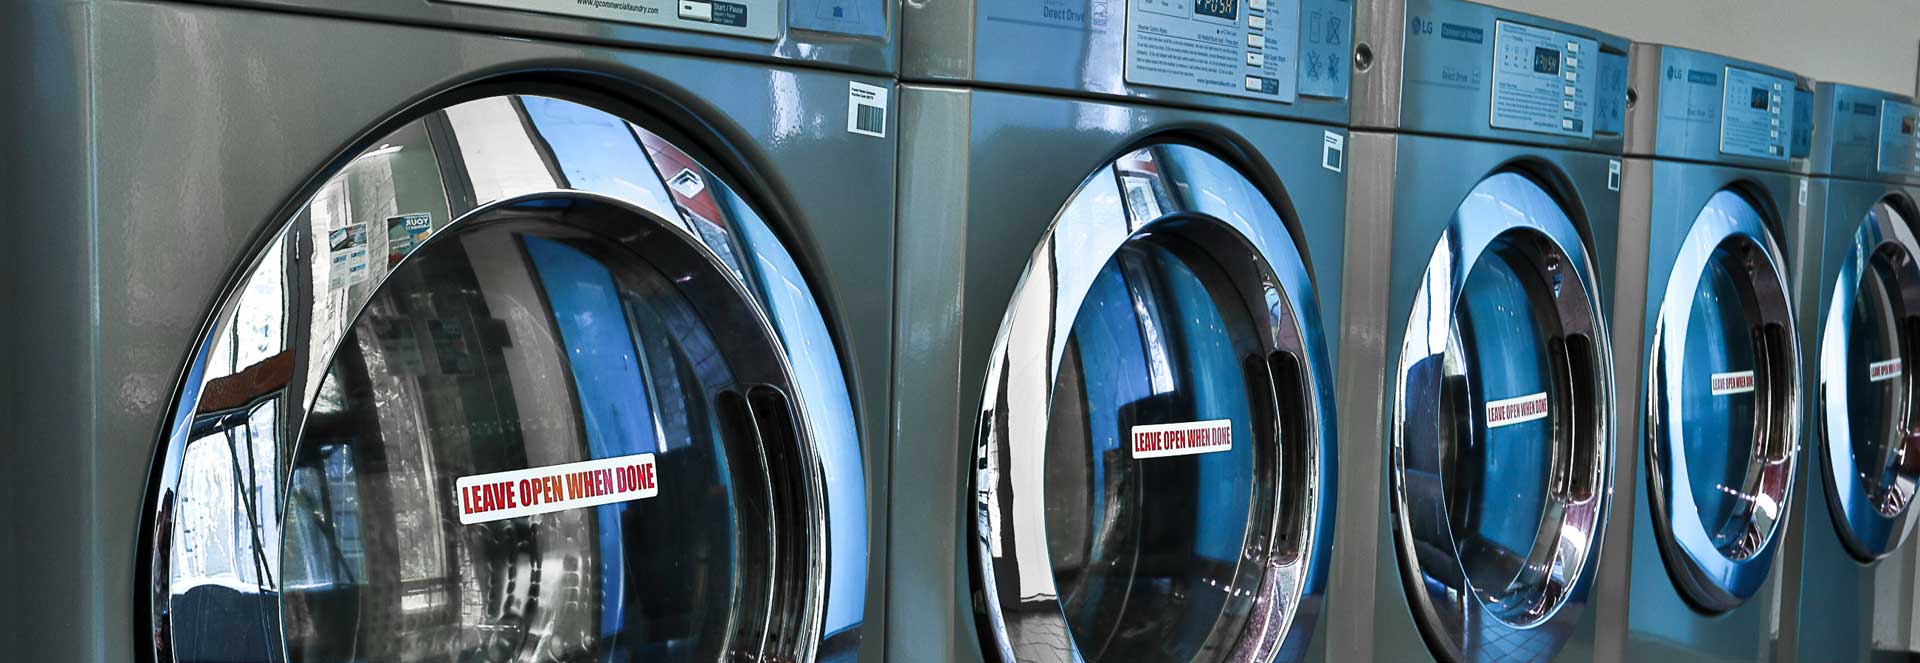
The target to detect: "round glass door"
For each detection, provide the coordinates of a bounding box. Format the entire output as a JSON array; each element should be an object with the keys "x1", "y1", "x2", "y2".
[
  {"x1": 1644, "y1": 190, "x2": 1799, "y2": 612},
  {"x1": 1818, "y1": 199, "x2": 1920, "y2": 562},
  {"x1": 147, "y1": 95, "x2": 866, "y2": 663},
  {"x1": 974, "y1": 144, "x2": 1337, "y2": 663},
  {"x1": 1393, "y1": 172, "x2": 1613, "y2": 662}
]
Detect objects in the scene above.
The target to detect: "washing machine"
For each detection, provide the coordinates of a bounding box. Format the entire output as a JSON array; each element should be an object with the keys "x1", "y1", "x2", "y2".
[
  {"x1": 1, "y1": 1, "x2": 893, "y2": 661},
  {"x1": 1333, "y1": 0, "x2": 1628, "y2": 660},
  {"x1": 1775, "y1": 82, "x2": 1920, "y2": 663},
  {"x1": 890, "y1": 1, "x2": 1352, "y2": 662},
  {"x1": 1588, "y1": 43, "x2": 1816, "y2": 663}
]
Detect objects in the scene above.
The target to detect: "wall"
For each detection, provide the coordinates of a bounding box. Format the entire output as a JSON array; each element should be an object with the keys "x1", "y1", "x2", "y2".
[{"x1": 1481, "y1": 0, "x2": 1920, "y2": 95}]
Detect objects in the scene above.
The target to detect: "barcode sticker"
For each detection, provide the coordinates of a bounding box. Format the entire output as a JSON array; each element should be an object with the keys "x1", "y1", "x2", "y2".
[
  {"x1": 1608, "y1": 159, "x2": 1622, "y2": 191},
  {"x1": 1322, "y1": 130, "x2": 1345, "y2": 172},
  {"x1": 1486, "y1": 392, "x2": 1550, "y2": 428},
  {"x1": 1871, "y1": 358, "x2": 1903, "y2": 382},
  {"x1": 1799, "y1": 179, "x2": 1809, "y2": 206},
  {"x1": 1710, "y1": 370, "x2": 1756, "y2": 396},
  {"x1": 1131, "y1": 419, "x2": 1234, "y2": 459},
  {"x1": 848, "y1": 81, "x2": 888, "y2": 138}
]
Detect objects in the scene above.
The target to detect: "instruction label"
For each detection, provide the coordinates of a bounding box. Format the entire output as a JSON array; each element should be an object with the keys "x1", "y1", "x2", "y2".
[
  {"x1": 1871, "y1": 358, "x2": 1904, "y2": 382},
  {"x1": 1132, "y1": 419, "x2": 1234, "y2": 459},
  {"x1": 1485, "y1": 392, "x2": 1550, "y2": 428},
  {"x1": 1710, "y1": 370, "x2": 1756, "y2": 396},
  {"x1": 457, "y1": 453, "x2": 660, "y2": 525},
  {"x1": 438, "y1": 0, "x2": 778, "y2": 40},
  {"x1": 1126, "y1": 0, "x2": 1300, "y2": 103}
]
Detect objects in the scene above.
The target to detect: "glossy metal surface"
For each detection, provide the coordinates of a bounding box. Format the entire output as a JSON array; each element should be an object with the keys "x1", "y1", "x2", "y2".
[
  {"x1": 1817, "y1": 200, "x2": 1920, "y2": 563},
  {"x1": 1391, "y1": 172, "x2": 1614, "y2": 662},
  {"x1": 972, "y1": 143, "x2": 1336, "y2": 663},
  {"x1": 146, "y1": 95, "x2": 866, "y2": 662},
  {"x1": 1644, "y1": 190, "x2": 1799, "y2": 611}
]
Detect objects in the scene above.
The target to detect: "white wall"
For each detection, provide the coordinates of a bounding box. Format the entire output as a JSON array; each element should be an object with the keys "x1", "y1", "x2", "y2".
[{"x1": 1479, "y1": 0, "x2": 1920, "y2": 95}]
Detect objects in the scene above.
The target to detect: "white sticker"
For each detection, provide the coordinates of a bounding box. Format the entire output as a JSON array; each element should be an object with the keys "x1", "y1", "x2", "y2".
[
  {"x1": 847, "y1": 81, "x2": 888, "y2": 138},
  {"x1": 1323, "y1": 130, "x2": 1345, "y2": 172},
  {"x1": 1131, "y1": 419, "x2": 1234, "y2": 459},
  {"x1": 456, "y1": 453, "x2": 659, "y2": 525},
  {"x1": 1710, "y1": 370, "x2": 1756, "y2": 396},
  {"x1": 1871, "y1": 358, "x2": 1904, "y2": 382},
  {"x1": 1485, "y1": 392, "x2": 1550, "y2": 428},
  {"x1": 1608, "y1": 159, "x2": 1622, "y2": 191},
  {"x1": 1799, "y1": 179, "x2": 1809, "y2": 207}
]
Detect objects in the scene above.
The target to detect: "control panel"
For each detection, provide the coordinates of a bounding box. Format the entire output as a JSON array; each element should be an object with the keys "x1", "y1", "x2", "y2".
[
  {"x1": 441, "y1": 0, "x2": 780, "y2": 40},
  {"x1": 1719, "y1": 66, "x2": 1790, "y2": 160},
  {"x1": 1879, "y1": 99, "x2": 1920, "y2": 176},
  {"x1": 1489, "y1": 20, "x2": 1597, "y2": 138},
  {"x1": 1126, "y1": 0, "x2": 1302, "y2": 103}
]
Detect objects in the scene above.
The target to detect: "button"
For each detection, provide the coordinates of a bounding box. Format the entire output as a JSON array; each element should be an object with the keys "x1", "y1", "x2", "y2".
[
  {"x1": 1563, "y1": 99, "x2": 1575, "y2": 111},
  {"x1": 1249, "y1": 0, "x2": 1265, "y2": 10},
  {"x1": 1774, "y1": 82, "x2": 1783, "y2": 90},
  {"x1": 1567, "y1": 41, "x2": 1581, "y2": 53},
  {"x1": 1565, "y1": 71, "x2": 1577, "y2": 82},
  {"x1": 1248, "y1": 34, "x2": 1263, "y2": 48},
  {"x1": 1246, "y1": 76, "x2": 1265, "y2": 92},
  {"x1": 1566, "y1": 56, "x2": 1579, "y2": 68},
  {"x1": 1250, "y1": 14, "x2": 1266, "y2": 30},
  {"x1": 1562, "y1": 118, "x2": 1575, "y2": 130},
  {"x1": 679, "y1": 0, "x2": 713, "y2": 21},
  {"x1": 1247, "y1": 52, "x2": 1265, "y2": 67},
  {"x1": 1565, "y1": 85, "x2": 1576, "y2": 96},
  {"x1": 1771, "y1": 129, "x2": 1780, "y2": 139}
]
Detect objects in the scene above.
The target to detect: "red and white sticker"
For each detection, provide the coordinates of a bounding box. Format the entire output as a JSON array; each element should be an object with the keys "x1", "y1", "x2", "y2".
[
  {"x1": 1131, "y1": 419, "x2": 1234, "y2": 459},
  {"x1": 1710, "y1": 370, "x2": 1756, "y2": 396},
  {"x1": 1871, "y1": 358, "x2": 1904, "y2": 382},
  {"x1": 456, "y1": 453, "x2": 659, "y2": 525},
  {"x1": 1485, "y1": 392, "x2": 1550, "y2": 428}
]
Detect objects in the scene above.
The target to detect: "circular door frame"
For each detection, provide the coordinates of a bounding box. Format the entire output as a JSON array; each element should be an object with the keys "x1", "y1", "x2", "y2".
[
  {"x1": 971, "y1": 142, "x2": 1338, "y2": 663},
  {"x1": 1818, "y1": 195, "x2": 1920, "y2": 563},
  {"x1": 142, "y1": 91, "x2": 868, "y2": 663},
  {"x1": 1391, "y1": 170, "x2": 1615, "y2": 662},
  {"x1": 1644, "y1": 188, "x2": 1800, "y2": 613}
]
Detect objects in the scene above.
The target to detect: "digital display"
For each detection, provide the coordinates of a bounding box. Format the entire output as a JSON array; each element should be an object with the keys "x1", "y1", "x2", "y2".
[
  {"x1": 1749, "y1": 87, "x2": 1769, "y2": 110},
  {"x1": 1532, "y1": 47, "x2": 1560, "y2": 75},
  {"x1": 1193, "y1": 0, "x2": 1237, "y2": 20}
]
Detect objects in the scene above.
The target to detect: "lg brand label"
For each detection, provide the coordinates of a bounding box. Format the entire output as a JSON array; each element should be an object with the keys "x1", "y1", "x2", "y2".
[
  {"x1": 457, "y1": 453, "x2": 659, "y2": 525},
  {"x1": 1485, "y1": 392, "x2": 1549, "y2": 428},
  {"x1": 1131, "y1": 419, "x2": 1234, "y2": 459}
]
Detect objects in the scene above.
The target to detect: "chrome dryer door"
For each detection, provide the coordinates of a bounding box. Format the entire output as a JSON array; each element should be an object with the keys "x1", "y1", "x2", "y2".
[
  {"x1": 1393, "y1": 172, "x2": 1614, "y2": 662},
  {"x1": 148, "y1": 95, "x2": 867, "y2": 663},
  {"x1": 1818, "y1": 199, "x2": 1920, "y2": 562},
  {"x1": 973, "y1": 144, "x2": 1337, "y2": 663},
  {"x1": 1644, "y1": 190, "x2": 1799, "y2": 613}
]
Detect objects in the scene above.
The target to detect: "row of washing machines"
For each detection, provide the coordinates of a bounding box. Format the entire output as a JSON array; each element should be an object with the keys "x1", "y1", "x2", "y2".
[{"x1": 4, "y1": 0, "x2": 1918, "y2": 661}]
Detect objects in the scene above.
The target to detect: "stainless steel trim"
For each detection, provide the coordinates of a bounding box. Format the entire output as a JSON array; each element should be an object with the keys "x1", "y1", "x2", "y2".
[
  {"x1": 145, "y1": 94, "x2": 867, "y2": 663},
  {"x1": 1390, "y1": 171, "x2": 1615, "y2": 662},
  {"x1": 1816, "y1": 200, "x2": 1920, "y2": 563},
  {"x1": 1644, "y1": 190, "x2": 1801, "y2": 611},
  {"x1": 972, "y1": 142, "x2": 1338, "y2": 662}
]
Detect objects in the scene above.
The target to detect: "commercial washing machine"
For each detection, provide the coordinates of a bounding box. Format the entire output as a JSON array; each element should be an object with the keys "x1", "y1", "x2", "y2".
[
  {"x1": 1776, "y1": 82, "x2": 1920, "y2": 663},
  {"x1": 1590, "y1": 43, "x2": 1816, "y2": 662},
  {"x1": 1336, "y1": 0, "x2": 1628, "y2": 660},
  {"x1": 892, "y1": 1, "x2": 1353, "y2": 662},
  {"x1": 1, "y1": 1, "x2": 892, "y2": 661}
]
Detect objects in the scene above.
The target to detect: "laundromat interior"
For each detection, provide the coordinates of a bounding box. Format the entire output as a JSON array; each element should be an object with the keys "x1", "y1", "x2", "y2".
[{"x1": 4, "y1": 0, "x2": 1920, "y2": 661}]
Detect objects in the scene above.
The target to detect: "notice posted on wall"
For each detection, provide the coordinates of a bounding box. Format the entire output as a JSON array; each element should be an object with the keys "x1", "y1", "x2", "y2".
[
  {"x1": 1131, "y1": 419, "x2": 1234, "y2": 459},
  {"x1": 457, "y1": 453, "x2": 659, "y2": 525}
]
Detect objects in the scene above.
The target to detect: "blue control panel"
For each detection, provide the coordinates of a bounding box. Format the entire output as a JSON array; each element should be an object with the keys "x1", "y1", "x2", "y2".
[
  {"x1": 1126, "y1": 0, "x2": 1302, "y2": 103},
  {"x1": 1719, "y1": 66, "x2": 1791, "y2": 160},
  {"x1": 1489, "y1": 20, "x2": 1596, "y2": 138},
  {"x1": 1879, "y1": 99, "x2": 1920, "y2": 176}
]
